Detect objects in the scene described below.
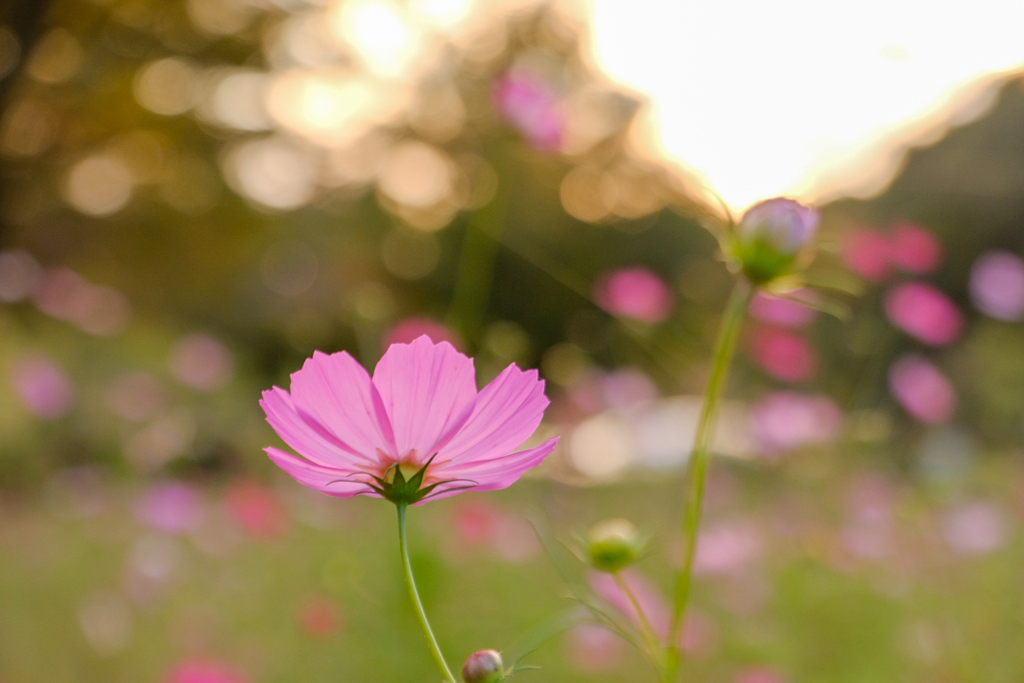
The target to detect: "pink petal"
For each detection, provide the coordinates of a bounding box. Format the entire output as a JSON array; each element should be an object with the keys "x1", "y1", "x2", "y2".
[
  {"x1": 288, "y1": 351, "x2": 396, "y2": 460},
  {"x1": 371, "y1": 336, "x2": 477, "y2": 460},
  {"x1": 265, "y1": 447, "x2": 377, "y2": 498},
  {"x1": 436, "y1": 364, "x2": 549, "y2": 467},
  {"x1": 260, "y1": 387, "x2": 373, "y2": 468},
  {"x1": 432, "y1": 438, "x2": 559, "y2": 497}
]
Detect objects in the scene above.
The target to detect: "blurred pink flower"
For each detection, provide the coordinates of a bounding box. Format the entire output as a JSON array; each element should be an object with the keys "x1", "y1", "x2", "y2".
[
  {"x1": 136, "y1": 482, "x2": 205, "y2": 534},
  {"x1": 590, "y1": 570, "x2": 670, "y2": 638},
  {"x1": 565, "y1": 624, "x2": 623, "y2": 672},
  {"x1": 298, "y1": 596, "x2": 343, "y2": 638},
  {"x1": 751, "y1": 391, "x2": 842, "y2": 453},
  {"x1": 260, "y1": 336, "x2": 558, "y2": 504},
  {"x1": 888, "y1": 354, "x2": 956, "y2": 423},
  {"x1": 10, "y1": 355, "x2": 74, "y2": 419},
  {"x1": 593, "y1": 267, "x2": 674, "y2": 323},
  {"x1": 225, "y1": 480, "x2": 288, "y2": 539},
  {"x1": 748, "y1": 327, "x2": 818, "y2": 383},
  {"x1": 165, "y1": 659, "x2": 248, "y2": 683},
  {"x1": 969, "y1": 250, "x2": 1024, "y2": 321},
  {"x1": 694, "y1": 520, "x2": 763, "y2": 576},
  {"x1": 841, "y1": 229, "x2": 892, "y2": 282},
  {"x1": 943, "y1": 501, "x2": 1006, "y2": 556},
  {"x1": 735, "y1": 666, "x2": 788, "y2": 683},
  {"x1": 0, "y1": 248, "x2": 41, "y2": 302},
  {"x1": 884, "y1": 282, "x2": 963, "y2": 346},
  {"x1": 889, "y1": 222, "x2": 942, "y2": 274},
  {"x1": 749, "y1": 291, "x2": 816, "y2": 328},
  {"x1": 170, "y1": 334, "x2": 233, "y2": 392},
  {"x1": 383, "y1": 317, "x2": 461, "y2": 350},
  {"x1": 493, "y1": 70, "x2": 563, "y2": 152}
]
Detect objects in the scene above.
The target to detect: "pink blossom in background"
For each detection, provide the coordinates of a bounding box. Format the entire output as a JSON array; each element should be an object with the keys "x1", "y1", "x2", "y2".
[
  {"x1": 383, "y1": 317, "x2": 461, "y2": 350},
  {"x1": 31, "y1": 268, "x2": 86, "y2": 319},
  {"x1": 136, "y1": 482, "x2": 205, "y2": 534},
  {"x1": 0, "y1": 249, "x2": 41, "y2": 302},
  {"x1": 748, "y1": 327, "x2": 818, "y2": 383},
  {"x1": 298, "y1": 596, "x2": 343, "y2": 638},
  {"x1": 942, "y1": 501, "x2": 1006, "y2": 556},
  {"x1": 170, "y1": 334, "x2": 233, "y2": 392},
  {"x1": 107, "y1": 372, "x2": 167, "y2": 421},
  {"x1": 564, "y1": 624, "x2": 623, "y2": 672},
  {"x1": 590, "y1": 570, "x2": 670, "y2": 638},
  {"x1": 260, "y1": 336, "x2": 558, "y2": 503},
  {"x1": 165, "y1": 659, "x2": 248, "y2": 683},
  {"x1": 225, "y1": 480, "x2": 288, "y2": 539},
  {"x1": 884, "y1": 282, "x2": 963, "y2": 345},
  {"x1": 889, "y1": 222, "x2": 942, "y2": 274},
  {"x1": 694, "y1": 520, "x2": 762, "y2": 576},
  {"x1": 452, "y1": 499, "x2": 504, "y2": 545},
  {"x1": 888, "y1": 354, "x2": 956, "y2": 423},
  {"x1": 10, "y1": 355, "x2": 74, "y2": 419},
  {"x1": 749, "y1": 291, "x2": 816, "y2": 328},
  {"x1": 493, "y1": 70, "x2": 563, "y2": 152},
  {"x1": 751, "y1": 392, "x2": 842, "y2": 453},
  {"x1": 593, "y1": 267, "x2": 674, "y2": 323},
  {"x1": 969, "y1": 251, "x2": 1024, "y2": 321},
  {"x1": 735, "y1": 667, "x2": 789, "y2": 683},
  {"x1": 841, "y1": 229, "x2": 892, "y2": 282}
]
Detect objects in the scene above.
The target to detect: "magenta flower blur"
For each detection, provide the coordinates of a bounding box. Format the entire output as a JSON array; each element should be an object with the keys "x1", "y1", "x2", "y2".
[
  {"x1": 841, "y1": 229, "x2": 892, "y2": 282},
  {"x1": 261, "y1": 336, "x2": 558, "y2": 505},
  {"x1": 10, "y1": 354, "x2": 74, "y2": 419},
  {"x1": 888, "y1": 354, "x2": 956, "y2": 423},
  {"x1": 749, "y1": 291, "x2": 816, "y2": 328},
  {"x1": 884, "y1": 282, "x2": 963, "y2": 346},
  {"x1": 493, "y1": 70, "x2": 563, "y2": 152},
  {"x1": 889, "y1": 222, "x2": 942, "y2": 274},
  {"x1": 969, "y1": 251, "x2": 1024, "y2": 321},
  {"x1": 593, "y1": 267, "x2": 673, "y2": 323}
]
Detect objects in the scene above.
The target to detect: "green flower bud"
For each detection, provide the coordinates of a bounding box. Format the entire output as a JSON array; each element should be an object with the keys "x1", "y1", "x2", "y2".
[
  {"x1": 729, "y1": 197, "x2": 820, "y2": 285},
  {"x1": 586, "y1": 518, "x2": 642, "y2": 573},
  {"x1": 461, "y1": 650, "x2": 504, "y2": 683}
]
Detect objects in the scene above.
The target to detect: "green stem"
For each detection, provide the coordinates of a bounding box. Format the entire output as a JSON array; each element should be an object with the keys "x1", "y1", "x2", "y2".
[
  {"x1": 664, "y1": 280, "x2": 753, "y2": 682},
  {"x1": 397, "y1": 504, "x2": 457, "y2": 683},
  {"x1": 613, "y1": 571, "x2": 664, "y2": 669}
]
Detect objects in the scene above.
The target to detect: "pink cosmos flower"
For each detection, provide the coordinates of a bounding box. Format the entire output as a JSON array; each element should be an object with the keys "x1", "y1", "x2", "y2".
[
  {"x1": 970, "y1": 251, "x2": 1024, "y2": 321},
  {"x1": 888, "y1": 354, "x2": 956, "y2": 423},
  {"x1": 841, "y1": 229, "x2": 892, "y2": 282},
  {"x1": 593, "y1": 267, "x2": 673, "y2": 323},
  {"x1": 10, "y1": 354, "x2": 75, "y2": 419},
  {"x1": 884, "y1": 282, "x2": 963, "y2": 346},
  {"x1": 493, "y1": 70, "x2": 564, "y2": 152},
  {"x1": 260, "y1": 336, "x2": 558, "y2": 505},
  {"x1": 165, "y1": 659, "x2": 248, "y2": 683},
  {"x1": 747, "y1": 327, "x2": 818, "y2": 383},
  {"x1": 890, "y1": 222, "x2": 942, "y2": 274}
]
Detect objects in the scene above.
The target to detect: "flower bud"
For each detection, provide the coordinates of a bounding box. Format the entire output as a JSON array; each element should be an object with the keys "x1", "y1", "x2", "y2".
[
  {"x1": 731, "y1": 198, "x2": 820, "y2": 284},
  {"x1": 586, "y1": 518, "x2": 642, "y2": 573},
  {"x1": 461, "y1": 650, "x2": 504, "y2": 683}
]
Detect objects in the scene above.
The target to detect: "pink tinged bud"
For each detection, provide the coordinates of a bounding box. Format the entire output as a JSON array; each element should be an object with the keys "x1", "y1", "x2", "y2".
[
  {"x1": 733, "y1": 198, "x2": 819, "y2": 284},
  {"x1": 888, "y1": 354, "x2": 956, "y2": 424},
  {"x1": 969, "y1": 251, "x2": 1024, "y2": 321},
  {"x1": 461, "y1": 650, "x2": 504, "y2": 683},
  {"x1": 884, "y1": 282, "x2": 963, "y2": 346}
]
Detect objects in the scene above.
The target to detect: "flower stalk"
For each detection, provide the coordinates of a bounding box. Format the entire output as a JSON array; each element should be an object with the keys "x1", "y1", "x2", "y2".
[
  {"x1": 664, "y1": 279, "x2": 754, "y2": 682},
  {"x1": 397, "y1": 503, "x2": 457, "y2": 683}
]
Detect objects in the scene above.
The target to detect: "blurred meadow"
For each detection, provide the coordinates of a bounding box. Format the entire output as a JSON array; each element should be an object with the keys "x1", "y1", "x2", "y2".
[{"x1": 2, "y1": 0, "x2": 1024, "y2": 681}]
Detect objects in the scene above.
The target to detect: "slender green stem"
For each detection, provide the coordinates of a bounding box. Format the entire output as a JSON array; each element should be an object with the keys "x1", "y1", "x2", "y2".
[
  {"x1": 613, "y1": 571, "x2": 664, "y2": 669},
  {"x1": 664, "y1": 280, "x2": 753, "y2": 683},
  {"x1": 396, "y1": 504, "x2": 457, "y2": 683}
]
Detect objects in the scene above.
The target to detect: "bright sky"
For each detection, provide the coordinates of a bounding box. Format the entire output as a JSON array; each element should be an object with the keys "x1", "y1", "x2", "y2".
[{"x1": 586, "y1": 0, "x2": 1024, "y2": 211}]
